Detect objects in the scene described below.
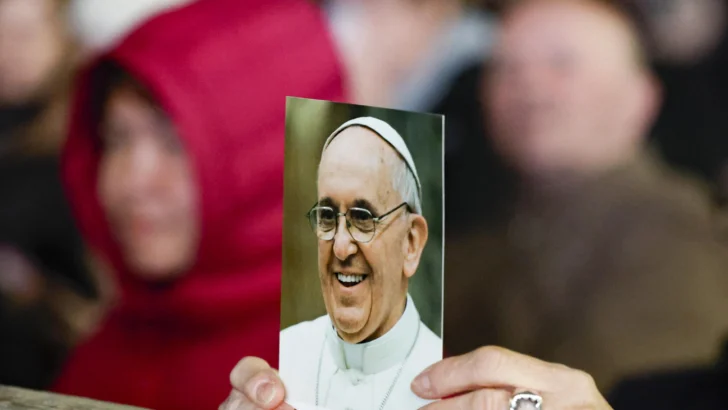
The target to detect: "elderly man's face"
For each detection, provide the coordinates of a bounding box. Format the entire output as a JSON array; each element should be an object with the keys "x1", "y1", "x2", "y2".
[
  {"x1": 316, "y1": 126, "x2": 426, "y2": 344},
  {"x1": 487, "y1": 0, "x2": 658, "y2": 176}
]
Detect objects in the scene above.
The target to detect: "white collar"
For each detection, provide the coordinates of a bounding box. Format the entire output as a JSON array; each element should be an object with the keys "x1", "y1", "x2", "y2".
[{"x1": 326, "y1": 293, "x2": 420, "y2": 375}]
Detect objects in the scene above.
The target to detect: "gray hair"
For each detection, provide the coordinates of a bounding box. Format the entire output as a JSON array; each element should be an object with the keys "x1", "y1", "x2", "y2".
[
  {"x1": 390, "y1": 152, "x2": 422, "y2": 215},
  {"x1": 317, "y1": 135, "x2": 422, "y2": 215}
]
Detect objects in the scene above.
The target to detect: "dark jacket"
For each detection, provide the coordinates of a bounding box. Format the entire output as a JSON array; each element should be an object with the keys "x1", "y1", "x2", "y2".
[
  {"x1": 0, "y1": 54, "x2": 94, "y2": 391},
  {"x1": 0, "y1": 157, "x2": 93, "y2": 389},
  {"x1": 608, "y1": 339, "x2": 728, "y2": 409},
  {"x1": 445, "y1": 153, "x2": 728, "y2": 392}
]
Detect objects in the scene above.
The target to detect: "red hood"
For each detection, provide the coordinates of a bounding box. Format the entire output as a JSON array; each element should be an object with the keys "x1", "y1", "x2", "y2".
[{"x1": 62, "y1": 0, "x2": 347, "y2": 329}]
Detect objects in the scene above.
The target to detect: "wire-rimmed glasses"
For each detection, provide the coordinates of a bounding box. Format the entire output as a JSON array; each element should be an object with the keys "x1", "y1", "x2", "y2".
[{"x1": 306, "y1": 202, "x2": 408, "y2": 243}]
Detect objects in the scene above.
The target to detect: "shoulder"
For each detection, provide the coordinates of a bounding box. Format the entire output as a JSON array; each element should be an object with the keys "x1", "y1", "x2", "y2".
[
  {"x1": 403, "y1": 321, "x2": 443, "y2": 378},
  {"x1": 611, "y1": 155, "x2": 712, "y2": 223},
  {"x1": 417, "y1": 321, "x2": 443, "y2": 356},
  {"x1": 589, "y1": 157, "x2": 726, "y2": 265},
  {"x1": 395, "y1": 323, "x2": 443, "y2": 409}
]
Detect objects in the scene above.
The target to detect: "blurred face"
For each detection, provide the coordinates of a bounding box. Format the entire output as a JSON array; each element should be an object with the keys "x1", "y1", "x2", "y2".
[
  {"x1": 98, "y1": 86, "x2": 199, "y2": 281},
  {"x1": 316, "y1": 127, "x2": 427, "y2": 344},
  {"x1": 628, "y1": 0, "x2": 725, "y2": 63},
  {"x1": 0, "y1": 0, "x2": 67, "y2": 104},
  {"x1": 487, "y1": 0, "x2": 656, "y2": 177}
]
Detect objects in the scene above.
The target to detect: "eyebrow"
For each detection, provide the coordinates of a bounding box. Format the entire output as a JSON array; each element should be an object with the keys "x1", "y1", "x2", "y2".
[
  {"x1": 98, "y1": 121, "x2": 124, "y2": 144},
  {"x1": 352, "y1": 199, "x2": 380, "y2": 216},
  {"x1": 317, "y1": 197, "x2": 381, "y2": 216},
  {"x1": 318, "y1": 197, "x2": 337, "y2": 208}
]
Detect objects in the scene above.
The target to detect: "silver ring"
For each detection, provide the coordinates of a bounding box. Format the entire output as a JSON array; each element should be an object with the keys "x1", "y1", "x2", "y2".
[{"x1": 509, "y1": 391, "x2": 543, "y2": 410}]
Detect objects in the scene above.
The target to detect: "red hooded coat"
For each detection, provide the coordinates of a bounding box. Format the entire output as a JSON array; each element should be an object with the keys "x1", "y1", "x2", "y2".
[{"x1": 53, "y1": 0, "x2": 346, "y2": 408}]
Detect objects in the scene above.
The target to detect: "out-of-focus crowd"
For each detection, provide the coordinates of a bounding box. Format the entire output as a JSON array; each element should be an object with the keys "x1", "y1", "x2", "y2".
[{"x1": 2, "y1": 0, "x2": 728, "y2": 409}]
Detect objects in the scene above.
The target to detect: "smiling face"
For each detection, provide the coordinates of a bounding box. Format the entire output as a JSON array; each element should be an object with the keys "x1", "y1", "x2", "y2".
[{"x1": 316, "y1": 126, "x2": 427, "y2": 344}]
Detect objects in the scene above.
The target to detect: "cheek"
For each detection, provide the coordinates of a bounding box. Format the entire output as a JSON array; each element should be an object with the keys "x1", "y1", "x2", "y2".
[
  {"x1": 488, "y1": 84, "x2": 513, "y2": 119},
  {"x1": 368, "y1": 235, "x2": 404, "y2": 290},
  {"x1": 166, "y1": 162, "x2": 199, "y2": 246},
  {"x1": 171, "y1": 164, "x2": 197, "y2": 216},
  {"x1": 97, "y1": 154, "x2": 123, "y2": 216},
  {"x1": 318, "y1": 242, "x2": 331, "y2": 277},
  {"x1": 486, "y1": 88, "x2": 517, "y2": 144},
  {"x1": 572, "y1": 81, "x2": 622, "y2": 133},
  {"x1": 565, "y1": 72, "x2": 611, "y2": 112}
]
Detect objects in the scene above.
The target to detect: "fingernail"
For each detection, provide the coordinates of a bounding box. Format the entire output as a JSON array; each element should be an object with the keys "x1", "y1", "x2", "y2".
[
  {"x1": 412, "y1": 371, "x2": 432, "y2": 395},
  {"x1": 255, "y1": 381, "x2": 276, "y2": 405}
]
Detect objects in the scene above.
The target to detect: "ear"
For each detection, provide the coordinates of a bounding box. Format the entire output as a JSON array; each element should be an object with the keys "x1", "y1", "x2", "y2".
[
  {"x1": 629, "y1": 71, "x2": 663, "y2": 142},
  {"x1": 402, "y1": 213, "x2": 428, "y2": 279},
  {"x1": 642, "y1": 71, "x2": 662, "y2": 125}
]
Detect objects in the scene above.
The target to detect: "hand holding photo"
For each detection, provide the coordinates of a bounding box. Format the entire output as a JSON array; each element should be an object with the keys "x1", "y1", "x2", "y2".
[{"x1": 279, "y1": 98, "x2": 444, "y2": 410}]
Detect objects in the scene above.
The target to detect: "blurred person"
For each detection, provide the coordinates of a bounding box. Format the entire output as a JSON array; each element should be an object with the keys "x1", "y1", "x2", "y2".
[
  {"x1": 0, "y1": 0, "x2": 75, "y2": 154},
  {"x1": 50, "y1": 0, "x2": 345, "y2": 409},
  {"x1": 0, "y1": 0, "x2": 99, "y2": 390},
  {"x1": 621, "y1": 0, "x2": 728, "y2": 205},
  {"x1": 323, "y1": 0, "x2": 493, "y2": 109},
  {"x1": 323, "y1": 0, "x2": 506, "y2": 232},
  {"x1": 444, "y1": 0, "x2": 728, "y2": 392},
  {"x1": 280, "y1": 117, "x2": 441, "y2": 409},
  {"x1": 68, "y1": 0, "x2": 194, "y2": 59},
  {"x1": 627, "y1": 0, "x2": 726, "y2": 65}
]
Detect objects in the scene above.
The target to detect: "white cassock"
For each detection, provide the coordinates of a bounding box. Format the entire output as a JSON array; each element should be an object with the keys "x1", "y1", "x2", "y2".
[{"x1": 280, "y1": 294, "x2": 443, "y2": 410}]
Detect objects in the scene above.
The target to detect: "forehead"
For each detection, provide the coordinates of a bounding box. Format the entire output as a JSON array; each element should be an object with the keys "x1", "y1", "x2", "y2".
[
  {"x1": 103, "y1": 87, "x2": 156, "y2": 123},
  {"x1": 496, "y1": 1, "x2": 632, "y2": 63},
  {"x1": 317, "y1": 126, "x2": 399, "y2": 208},
  {"x1": 0, "y1": 0, "x2": 53, "y2": 25}
]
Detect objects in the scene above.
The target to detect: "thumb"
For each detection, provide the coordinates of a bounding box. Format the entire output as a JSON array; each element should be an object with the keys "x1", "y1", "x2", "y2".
[
  {"x1": 242, "y1": 369, "x2": 286, "y2": 408},
  {"x1": 227, "y1": 357, "x2": 288, "y2": 409}
]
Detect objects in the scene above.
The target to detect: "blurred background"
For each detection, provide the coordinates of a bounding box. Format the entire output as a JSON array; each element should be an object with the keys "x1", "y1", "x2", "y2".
[
  {"x1": 2, "y1": 0, "x2": 728, "y2": 404},
  {"x1": 280, "y1": 97, "x2": 444, "y2": 338}
]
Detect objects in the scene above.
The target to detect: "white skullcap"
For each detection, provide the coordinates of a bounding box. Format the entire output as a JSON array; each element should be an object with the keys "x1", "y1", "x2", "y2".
[
  {"x1": 322, "y1": 116, "x2": 422, "y2": 200},
  {"x1": 68, "y1": 0, "x2": 195, "y2": 54}
]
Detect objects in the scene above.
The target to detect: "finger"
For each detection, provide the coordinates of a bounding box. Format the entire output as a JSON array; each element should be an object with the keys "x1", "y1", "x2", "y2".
[
  {"x1": 228, "y1": 357, "x2": 286, "y2": 409},
  {"x1": 230, "y1": 357, "x2": 272, "y2": 391},
  {"x1": 411, "y1": 346, "x2": 573, "y2": 399},
  {"x1": 218, "y1": 388, "x2": 295, "y2": 410},
  {"x1": 418, "y1": 388, "x2": 512, "y2": 410},
  {"x1": 241, "y1": 368, "x2": 286, "y2": 409}
]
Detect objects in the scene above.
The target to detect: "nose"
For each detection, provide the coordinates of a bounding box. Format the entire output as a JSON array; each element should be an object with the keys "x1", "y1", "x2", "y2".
[
  {"x1": 118, "y1": 141, "x2": 162, "y2": 199},
  {"x1": 498, "y1": 59, "x2": 542, "y2": 91},
  {"x1": 332, "y1": 215, "x2": 357, "y2": 261}
]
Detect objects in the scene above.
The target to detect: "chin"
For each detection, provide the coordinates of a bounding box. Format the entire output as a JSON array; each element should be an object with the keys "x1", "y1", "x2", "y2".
[
  {"x1": 337, "y1": 328, "x2": 367, "y2": 344},
  {"x1": 125, "y1": 249, "x2": 189, "y2": 282},
  {"x1": 333, "y1": 310, "x2": 374, "y2": 343}
]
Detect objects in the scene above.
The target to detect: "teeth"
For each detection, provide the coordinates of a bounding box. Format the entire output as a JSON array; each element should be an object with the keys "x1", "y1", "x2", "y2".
[{"x1": 337, "y1": 273, "x2": 365, "y2": 284}]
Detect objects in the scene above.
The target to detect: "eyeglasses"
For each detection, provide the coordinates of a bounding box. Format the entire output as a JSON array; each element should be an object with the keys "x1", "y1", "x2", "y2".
[{"x1": 306, "y1": 202, "x2": 409, "y2": 243}]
